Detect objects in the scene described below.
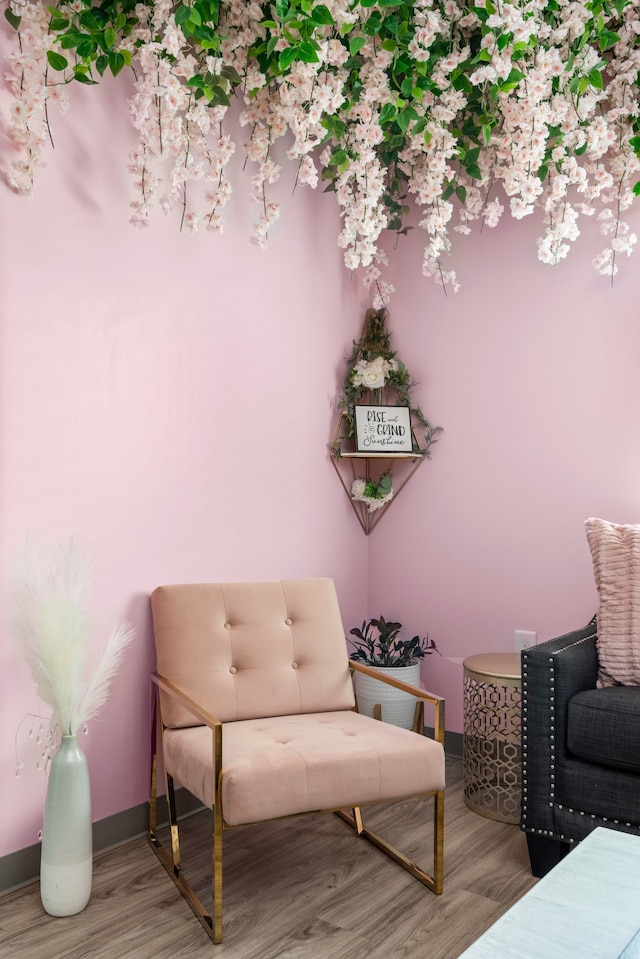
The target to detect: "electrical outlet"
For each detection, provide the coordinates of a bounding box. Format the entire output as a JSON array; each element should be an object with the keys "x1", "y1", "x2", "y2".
[{"x1": 515, "y1": 630, "x2": 537, "y2": 653}]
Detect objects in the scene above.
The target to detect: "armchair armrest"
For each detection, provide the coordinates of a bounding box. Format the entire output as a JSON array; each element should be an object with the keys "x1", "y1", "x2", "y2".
[
  {"x1": 349, "y1": 659, "x2": 445, "y2": 745},
  {"x1": 520, "y1": 618, "x2": 598, "y2": 835},
  {"x1": 150, "y1": 672, "x2": 223, "y2": 841},
  {"x1": 153, "y1": 672, "x2": 223, "y2": 731}
]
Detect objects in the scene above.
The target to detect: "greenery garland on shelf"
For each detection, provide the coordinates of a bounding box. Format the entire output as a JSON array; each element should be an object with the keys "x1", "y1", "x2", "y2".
[
  {"x1": 351, "y1": 468, "x2": 394, "y2": 511},
  {"x1": 332, "y1": 307, "x2": 442, "y2": 458},
  {"x1": 3, "y1": 0, "x2": 640, "y2": 300}
]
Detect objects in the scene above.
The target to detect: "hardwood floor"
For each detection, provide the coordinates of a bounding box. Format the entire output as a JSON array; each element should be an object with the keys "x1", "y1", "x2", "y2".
[{"x1": 0, "y1": 757, "x2": 537, "y2": 958}]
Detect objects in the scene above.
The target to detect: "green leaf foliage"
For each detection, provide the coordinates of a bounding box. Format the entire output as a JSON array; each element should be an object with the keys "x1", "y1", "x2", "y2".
[
  {"x1": 5, "y1": 7, "x2": 21, "y2": 30},
  {"x1": 47, "y1": 50, "x2": 69, "y2": 71},
  {"x1": 310, "y1": 4, "x2": 334, "y2": 25},
  {"x1": 109, "y1": 51, "x2": 126, "y2": 76},
  {"x1": 349, "y1": 615, "x2": 440, "y2": 667},
  {"x1": 175, "y1": 5, "x2": 192, "y2": 25}
]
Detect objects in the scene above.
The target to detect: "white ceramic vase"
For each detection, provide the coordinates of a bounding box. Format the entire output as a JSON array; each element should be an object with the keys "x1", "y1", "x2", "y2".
[
  {"x1": 40, "y1": 734, "x2": 93, "y2": 917},
  {"x1": 354, "y1": 661, "x2": 422, "y2": 730}
]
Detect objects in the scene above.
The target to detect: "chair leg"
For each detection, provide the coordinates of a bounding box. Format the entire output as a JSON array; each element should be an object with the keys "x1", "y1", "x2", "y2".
[
  {"x1": 432, "y1": 790, "x2": 444, "y2": 894},
  {"x1": 212, "y1": 779, "x2": 224, "y2": 943},
  {"x1": 150, "y1": 816, "x2": 220, "y2": 944},
  {"x1": 147, "y1": 690, "x2": 221, "y2": 943},
  {"x1": 166, "y1": 774, "x2": 181, "y2": 873},
  {"x1": 525, "y1": 833, "x2": 570, "y2": 878},
  {"x1": 336, "y1": 791, "x2": 444, "y2": 895}
]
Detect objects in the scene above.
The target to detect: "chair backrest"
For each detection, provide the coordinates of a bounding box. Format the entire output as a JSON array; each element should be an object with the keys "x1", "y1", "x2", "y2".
[{"x1": 150, "y1": 578, "x2": 356, "y2": 727}]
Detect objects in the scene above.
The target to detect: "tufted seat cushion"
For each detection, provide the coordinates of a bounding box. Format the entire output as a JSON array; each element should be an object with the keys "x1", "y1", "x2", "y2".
[
  {"x1": 568, "y1": 686, "x2": 640, "y2": 773},
  {"x1": 164, "y1": 710, "x2": 445, "y2": 825}
]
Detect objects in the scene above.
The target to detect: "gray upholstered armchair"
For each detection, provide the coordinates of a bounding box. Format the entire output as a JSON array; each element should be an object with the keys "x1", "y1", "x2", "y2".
[{"x1": 520, "y1": 617, "x2": 640, "y2": 877}]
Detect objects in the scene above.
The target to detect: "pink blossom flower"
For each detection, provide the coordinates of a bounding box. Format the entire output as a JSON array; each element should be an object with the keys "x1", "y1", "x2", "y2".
[{"x1": 5, "y1": 0, "x2": 640, "y2": 299}]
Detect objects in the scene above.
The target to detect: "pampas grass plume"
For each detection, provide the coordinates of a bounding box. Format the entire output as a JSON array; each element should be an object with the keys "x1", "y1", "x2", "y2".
[{"x1": 13, "y1": 539, "x2": 134, "y2": 736}]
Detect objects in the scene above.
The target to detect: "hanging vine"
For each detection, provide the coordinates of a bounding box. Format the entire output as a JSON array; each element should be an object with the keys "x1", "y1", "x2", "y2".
[{"x1": 3, "y1": 0, "x2": 640, "y2": 298}]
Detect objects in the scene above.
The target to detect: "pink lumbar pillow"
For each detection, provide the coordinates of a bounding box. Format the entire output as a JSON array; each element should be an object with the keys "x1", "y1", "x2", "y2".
[{"x1": 585, "y1": 517, "x2": 640, "y2": 687}]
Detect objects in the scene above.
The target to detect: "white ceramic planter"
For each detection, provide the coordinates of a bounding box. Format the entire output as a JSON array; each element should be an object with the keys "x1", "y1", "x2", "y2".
[{"x1": 354, "y1": 661, "x2": 422, "y2": 730}]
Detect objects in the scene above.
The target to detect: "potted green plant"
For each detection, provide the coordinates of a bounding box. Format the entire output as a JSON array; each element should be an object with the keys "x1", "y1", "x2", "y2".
[{"x1": 349, "y1": 617, "x2": 439, "y2": 730}]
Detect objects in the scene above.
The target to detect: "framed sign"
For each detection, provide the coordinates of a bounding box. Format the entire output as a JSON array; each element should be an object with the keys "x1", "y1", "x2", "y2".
[{"x1": 354, "y1": 405, "x2": 413, "y2": 453}]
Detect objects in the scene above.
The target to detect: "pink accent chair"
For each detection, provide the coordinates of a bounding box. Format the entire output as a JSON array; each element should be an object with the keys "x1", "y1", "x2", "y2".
[{"x1": 149, "y1": 578, "x2": 445, "y2": 943}]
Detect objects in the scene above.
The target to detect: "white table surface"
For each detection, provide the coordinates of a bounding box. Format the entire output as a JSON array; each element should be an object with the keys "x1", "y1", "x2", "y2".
[{"x1": 457, "y1": 827, "x2": 640, "y2": 959}]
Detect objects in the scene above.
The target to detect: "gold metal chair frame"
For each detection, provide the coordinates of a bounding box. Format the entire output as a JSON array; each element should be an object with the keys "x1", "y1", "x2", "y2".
[{"x1": 148, "y1": 663, "x2": 445, "y2": 944}]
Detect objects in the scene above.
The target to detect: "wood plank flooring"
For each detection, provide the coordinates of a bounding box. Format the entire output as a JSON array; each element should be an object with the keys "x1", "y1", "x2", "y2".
[{"x1": 0, "y1": 757, "x2": 537, "y2": 958}]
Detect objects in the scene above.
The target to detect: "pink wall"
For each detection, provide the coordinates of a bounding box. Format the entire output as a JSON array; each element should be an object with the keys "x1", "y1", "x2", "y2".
[
  {"x1": 0, "y1": 46, "x2": 368, "y2": 858},
  {"x1": 3, "y1": 25, "x2": 640, "y2": 863},
  {"x1": 371, "y1": 205, "x2": 640, "y2": 733}
]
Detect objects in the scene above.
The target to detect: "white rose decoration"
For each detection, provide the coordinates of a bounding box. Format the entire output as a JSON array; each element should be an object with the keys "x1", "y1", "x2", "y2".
[
  {"x1": 361, "y1": 357, "x2": 387, "y2": 389},
  {"x1": 351, "y1": 356, "x2": 391, "y2": 390}
]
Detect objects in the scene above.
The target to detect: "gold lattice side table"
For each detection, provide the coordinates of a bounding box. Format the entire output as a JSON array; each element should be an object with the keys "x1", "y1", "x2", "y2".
[{"x1": 463, "y1": 652, "x2": 521, "y2": 824}]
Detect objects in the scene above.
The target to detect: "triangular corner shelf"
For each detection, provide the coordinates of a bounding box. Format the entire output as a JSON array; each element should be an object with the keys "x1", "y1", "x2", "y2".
[
  {"x1": 330, "y1": 309, "x2": 440, "y2": 536},
  {"x1": 331, "y1": 432, "x2": 426, "y2": 535}
]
